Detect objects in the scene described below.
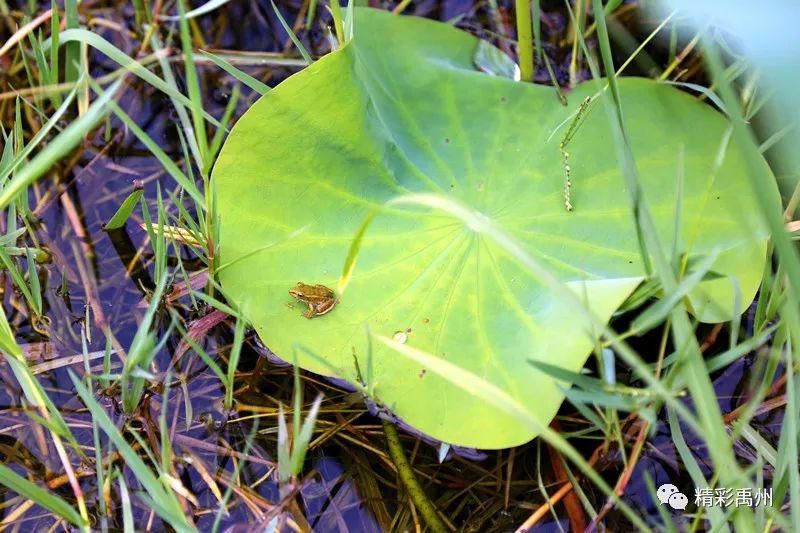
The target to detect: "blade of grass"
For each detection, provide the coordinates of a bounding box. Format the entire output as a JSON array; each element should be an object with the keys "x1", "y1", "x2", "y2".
[
  {"x1": 209, "y1": 83, "x2": 241, "y2": 161},
  {"x1": 0, "y1": 85, "x2": 76, "y2": 183},
  {"x1": 177, "y1": 0, "x2": 210, "y2": 173},
  {"x1": 79, "y1": 328, "x2": 109, "y2": 527},
  {"x1": 306, "y1": 0, "x2": 319, "y2": 29},
  {"x1": 104, "y1": 187, "x2": 143, "y2": 230},
  {"x1": 63, "y1": 0, "x2": 79, "y2": 82},
  {"x1": 117, "y1": 471, "x2": 135, "y2": 532},
  {"x1": 120, "y1": 272, "x2": 168, "y2": 413},
  {"x1": 291, "y1": 393, "x2": 322, "y2": 477},
  {"x1": 329, "y1": 0, "x2": 345, "y2": 47},
  {"x1": 149, "y1": 31, "x2": 203, "y2": 171},
  {"x1": 700, "y1": 39, "x2": 800, "y2": 305},
  {"x1": 271, "y1": 1, "x2": 313, "y2": 64},
  {"x1": 590, "y1": 4, "x2": 757, "y2": 527},
  {"x1": 772, "y1": 310, "x2": 800, "y2": 530},
  {"x1": 0, "y1": 464, "x2": 86, "y2": 528},
  {"x1": 199, "y1": 50, "x2": 270, "y2": 95},
  {"x1": 0, "y1": 79, "x2": 119, "y2": 210},
  {"x1": 50, "y1": 29, "x2": 220, "y2": 126},
  {"x1": 48, "y1": 2, "x2": 60, "y2": 103},
  {"x1": 630, "y1": 249, "x2": 719, "y2": 334},
  {"x1": 225, "y1": 317, "x2": 245, "y2": 409},
  {"x1": 87, "y1": 80, "x2": 205, "y2": 207},
  {"x1": 0, "y1": 246, "x2": 40, "y2": 316},
  {"x1": 70, "y1": 371, "x2": 194, "y2": 532},
  {"x1": 25, "y1": 247, "x2": 42, "y2": 315}
]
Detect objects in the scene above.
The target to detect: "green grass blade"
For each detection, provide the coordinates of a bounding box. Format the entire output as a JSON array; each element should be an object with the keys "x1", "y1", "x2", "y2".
[
  {"x1": 590, "y1": 5, "x2": 757, "y2": 527},
  {"x1": 0, "y1": 80, "x2": 119, "y2": 210},
  {"x1": 25, "y1": 247, "x2": 42, "y2": 315},
  {"x1": 177, "y1": 0, "x2": 210, "y2": 172},
  {"x1": 149, "y1": 32, "x2": 204, "y2": 171},
  {"x1": 121, "y1": 273, "x2": 168, "y2": 412},
  {"x1": 338, "y1": 208, "x2": 377, "y2": 294},
  {"x1": 0, "y1": 463, "x2": 86, "y2": 528},
  {"x1": 209, "y1": 83, "x2": 241, "y2": 161},
  {"x1": 0, "y1": 246, "x2": 38, "y2": 315},
  {"x1": 199, "y1": 50, "x2": 269, "y2": 95},
  {"x1": 69, "y1": 371, "x2": 194, "y2": 532},
  {"x1": 117, "y1": 471, "x2": 135, "y2": 532},
  {"x1": 225, "y1": 317, "x2": 245, "y2": 409},
  {"x1": 630, "y1": 250, "x2": 719, "y2": 333},
  {"x1": 306, "y1": 0, "x2": 319, "y2": 28},
  {"x1": 291, "y1": 394, "x2": 322, "y2": 476},
  {"x1": 48, "y1": 0, "x2": 61, "y2": 105},
  {"x1": 271, "y1": 1, "x2": 313, "y2": 64},
  {"x1": 277, "y1": 404, "x2": 292, "y2": 483},
  {"x1": 329, "y1": 0, "x2": 345, "y2": 46},
  {"x1": 104, "y1": 188, "x2": 143, "y2": 230},
  {"x1": 0, "y1": 89, "x2": 76, "y2": 183},
  {"x1": 88, "y1": 81, "x2": 205, "y2": 207},
  {"x1": 64, "y1": 0, "x2": 79, "y2": 82},
  {"x1": 50, "y1": 29, "x2": 220, "y2": 127}
]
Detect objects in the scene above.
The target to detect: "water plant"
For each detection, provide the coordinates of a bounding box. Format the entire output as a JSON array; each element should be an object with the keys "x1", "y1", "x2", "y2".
[{"x1": 213, "y1": 8, "x2": 777, "y2": 449}]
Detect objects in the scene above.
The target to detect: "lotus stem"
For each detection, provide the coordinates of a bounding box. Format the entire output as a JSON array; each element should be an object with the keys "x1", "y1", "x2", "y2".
[
  {"x1": 515, "y1": 0, "x2": 534, "y2": 82},
  {"x1": 382, "y1": 419, "x2": 447, "y2": 533}
]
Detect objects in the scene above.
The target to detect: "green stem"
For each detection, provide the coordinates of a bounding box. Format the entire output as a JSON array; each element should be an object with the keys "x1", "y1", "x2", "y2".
[
  {"x1": 64, "y1": 0, "x2": 80, "y2": 83},
  {"x1": 515, "y1": 0, "x2": 534, "y2": 82},
  {"x1": 382, "y1": 419, "x2": 447, "y2": 533},
  {"x1": 329, "y1": 0, "x2": 345, "y2": 47}
]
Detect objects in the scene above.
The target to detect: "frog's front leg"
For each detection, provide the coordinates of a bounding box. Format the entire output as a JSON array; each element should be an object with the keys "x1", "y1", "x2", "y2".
[{"x1": 303, "y1": 304, "x2": 316, "y2": 319}]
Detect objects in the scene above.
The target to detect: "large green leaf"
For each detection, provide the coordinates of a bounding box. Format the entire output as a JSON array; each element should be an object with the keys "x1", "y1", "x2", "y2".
[{"x1": 212, "y1": 8, "x2": 775, "y2": 448}]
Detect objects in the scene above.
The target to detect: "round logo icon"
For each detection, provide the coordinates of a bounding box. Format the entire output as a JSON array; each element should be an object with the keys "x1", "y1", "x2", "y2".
[
  {"x1": 668, "y1": 492, "x2": 689, "y2": 510},
  {"x1": 657, "y1": 483, "x2": 688, "y2": 510}
]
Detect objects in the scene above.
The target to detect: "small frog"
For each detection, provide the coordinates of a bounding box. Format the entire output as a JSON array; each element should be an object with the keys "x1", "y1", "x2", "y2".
[{"x1": 288, "y1": 282, "x2": 338, "y2": 319}]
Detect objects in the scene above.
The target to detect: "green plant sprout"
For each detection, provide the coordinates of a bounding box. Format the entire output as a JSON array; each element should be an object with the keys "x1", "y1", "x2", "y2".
[{"x1": 559, "y1": 96, "x2": 593, "y2": 212}]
